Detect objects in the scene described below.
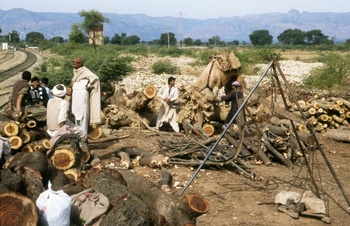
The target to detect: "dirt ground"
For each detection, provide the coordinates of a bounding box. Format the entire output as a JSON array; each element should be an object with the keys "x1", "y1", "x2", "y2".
[{"x1": 97, "y1": 126, "x2": 350, "y2": 226}]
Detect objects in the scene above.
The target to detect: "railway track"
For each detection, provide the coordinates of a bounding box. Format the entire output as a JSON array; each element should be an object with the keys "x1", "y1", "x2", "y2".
[{"x1": 0, "y1": 50, "x2": 37, "y2": 111}]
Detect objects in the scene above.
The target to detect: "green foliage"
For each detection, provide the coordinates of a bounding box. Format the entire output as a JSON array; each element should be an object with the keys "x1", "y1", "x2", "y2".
[
  {"x1": 249, "y1": 30, "x2": 273, "y2": 46},
  {"x1": 277, "y1": 29, "x2": 305, "y2": 45},
  {"x1": 152, "y1": 59, "x2": 179, "y2": 75},
  {"x1": 98, "y1": 56, "x2": 134, "y2": 82},
  {"x1": 159, "y1": 32, "x2": 177, "y2": 46},
  {"x1": 26, "y1": 31, "x2": 45, "y2": 45},
  {"x1": 302, "y1": 53, "x2": 350, "y2": 90},
  {"x1": 153, "y1": 46, "x2": 194, "y2": 58}
]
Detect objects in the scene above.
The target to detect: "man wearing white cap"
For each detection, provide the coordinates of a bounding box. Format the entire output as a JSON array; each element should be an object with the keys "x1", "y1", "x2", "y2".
[
  {"x1": 220, "y1": 80, "x2": 244, "y2": 127},
  {"x1": 156, "y1": 76, "x2": 180, "y2": 132},
  {"x1": 46, "y1": 84, "x2": 86, "y2": 146}
]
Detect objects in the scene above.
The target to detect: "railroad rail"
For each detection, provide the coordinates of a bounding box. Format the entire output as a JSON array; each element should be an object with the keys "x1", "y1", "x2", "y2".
[{"x1": 0, "y1": 50, "x2": 37, "y2": 111}]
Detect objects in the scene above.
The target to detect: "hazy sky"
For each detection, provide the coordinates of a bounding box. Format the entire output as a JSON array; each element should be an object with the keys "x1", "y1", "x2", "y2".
[{"x1": 1, "y1": 0, "x2": 349, "y2": 19}]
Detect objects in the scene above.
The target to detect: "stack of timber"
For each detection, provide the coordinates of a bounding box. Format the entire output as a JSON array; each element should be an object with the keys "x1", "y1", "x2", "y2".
[{"x1": 289, "y1": 97, "x2": 350, "y2": 133}]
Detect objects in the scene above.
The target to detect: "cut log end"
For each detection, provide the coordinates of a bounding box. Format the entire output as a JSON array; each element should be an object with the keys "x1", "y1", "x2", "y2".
[
  {"x1": 185, "y1": 193, "x2": 209, "y2": 214},
  {"x1": 143, "y1": 85, "x2": 157, "y2": 99},
  {"x1": 9, "y1": 136, "x2": 23, "y2": 150},
  {"x1": 202, "y1": 124, "x2": 215, "y2": 137},
  {"x1": 51, "y1": 148, "x2": 78, "y2": 170},
  {"x1": 0, "y1": 192, "x2": 38, "y2": 226},
  {"x1": 89, "y1": 125, "x2": 103, "y2": 140}
]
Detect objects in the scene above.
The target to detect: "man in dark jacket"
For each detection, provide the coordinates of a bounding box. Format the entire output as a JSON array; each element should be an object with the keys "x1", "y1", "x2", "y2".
[
  {"x1": 220, "y1": 81, "x2": 244, "y2": 127},
  {"x1": 26, "y1": 76, "x2": 49, "y2": 122}
]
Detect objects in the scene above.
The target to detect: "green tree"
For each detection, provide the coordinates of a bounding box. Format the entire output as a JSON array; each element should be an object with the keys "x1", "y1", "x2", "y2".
[
  {"x1": 304, "y1": 29, "x2": 331, "y2": 45},
  {"x1": 26, "y1": 31, "x2": 45, "y2": 46},
  {"x1": 8, "y1": 30, "x2": 20, "y2": 43},
  {"x1": 79, "y1": 10, "x2": 109, "y2": 50},
  {"x1": 208, "y1": 36, "x2": 221, "y2": 46},
  {"x1": 111, "y1": 33, "x2": 122, "y2": 44},
  {"x1": 121, "y1": 35, "x2": 140, "y2": 45},
  {"x1": 50, "y1": 36, "x2": 65, "y2": 43},
  {"x1": 69, "y1": 23, "x2": 86, "y2": 44},
  {"x1": 184, "y1": 37, "x2": 193, "y2": 46},
  {"x1": 193, "y1": 39, "x2": 202, "y2": 46},
  {"x1": 159, "y1": 32, "x2": 176, "y2": 47},
  {"x1": 277, "y1": 29, "x2": 305, "y2": 45},
  {"x1": 249, "y1": 30, "x2": 273, "y2": 46}
]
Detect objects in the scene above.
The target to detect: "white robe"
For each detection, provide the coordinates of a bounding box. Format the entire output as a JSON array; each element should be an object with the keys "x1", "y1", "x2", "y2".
[
  {"x1": 156, "y1": 84, "x2": 179, "y2": 132},
  {"x1": 71, "y1": 66, "x2": 101, "y2": 134}
]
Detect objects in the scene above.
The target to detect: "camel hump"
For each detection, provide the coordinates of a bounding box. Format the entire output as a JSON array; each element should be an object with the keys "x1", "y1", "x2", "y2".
[{"x1": 211, "y1": 52, "x2": 241, "y2": 72}]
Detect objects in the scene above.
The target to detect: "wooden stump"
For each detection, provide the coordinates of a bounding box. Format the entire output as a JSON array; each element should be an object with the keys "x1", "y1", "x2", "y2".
[
  {"x1": 51, "y1": 145, "x2": 82, "y2": 171},
  {"x1": 9, "y1": 136, "x2": 23, "y2": 150},
  {"x1": 0, "y1": 121, "x2": 20, "y2": 137},
  {"x1": 88, "y1": 125, "x2": 103, "y2": 140},
  {"x1": 0, "y1": 192, "x2": 38, "y2": 226}
]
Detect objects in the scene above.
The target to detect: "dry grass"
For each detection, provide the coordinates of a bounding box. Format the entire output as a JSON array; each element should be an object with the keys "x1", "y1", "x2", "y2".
[{"x1": 277, "y1": 50, "x2": 322, "y2": 62}]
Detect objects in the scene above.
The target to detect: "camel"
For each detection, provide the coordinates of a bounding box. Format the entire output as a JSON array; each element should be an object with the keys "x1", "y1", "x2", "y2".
[{"x1": 192, "y1": 52, "x2": 245, "y2": 97}]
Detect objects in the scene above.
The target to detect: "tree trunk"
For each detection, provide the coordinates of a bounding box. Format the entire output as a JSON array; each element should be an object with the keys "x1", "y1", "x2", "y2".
[
  {"x1": 0, "y1": 192, "x2": 39, "y2": 226},
  {"x1": 326, "y1": 128, "x2": 350, "y2": 143}
]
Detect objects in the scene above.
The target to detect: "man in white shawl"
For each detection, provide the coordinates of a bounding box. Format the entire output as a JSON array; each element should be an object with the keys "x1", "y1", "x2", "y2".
[
  {"x1": 69, "y1": 57, "x2": 101, "y2": 135},
  {"x1": 156, "y1": 76, "x2": 180, "y2": 132},
  {"x1": 46, "y1": 84, "x2": 86, "y2": 147}
]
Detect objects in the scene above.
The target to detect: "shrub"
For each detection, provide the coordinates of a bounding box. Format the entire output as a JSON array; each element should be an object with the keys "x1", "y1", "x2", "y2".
[
  {"x1": 303, "y1": 53, "x2": 350, "y2": 90},
  {"x1": 152, "y1": 59, "x2": 179, "y2": 74}
]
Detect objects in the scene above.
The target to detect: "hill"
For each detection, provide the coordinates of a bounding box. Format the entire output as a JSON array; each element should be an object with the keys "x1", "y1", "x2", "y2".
[{"x1": 1, "y1": 8, "x2": 350, "y2": 42}]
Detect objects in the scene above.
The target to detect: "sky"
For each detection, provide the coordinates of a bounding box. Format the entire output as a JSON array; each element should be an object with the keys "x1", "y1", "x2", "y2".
[{"x1": 1, "y1": 0, "x2": 350, "y2": 19}]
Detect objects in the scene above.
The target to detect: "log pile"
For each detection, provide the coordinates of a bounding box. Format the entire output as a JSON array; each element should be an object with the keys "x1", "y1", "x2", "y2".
[{"x1": 289, "y1": 97, "x2": 350, "y2": 133}]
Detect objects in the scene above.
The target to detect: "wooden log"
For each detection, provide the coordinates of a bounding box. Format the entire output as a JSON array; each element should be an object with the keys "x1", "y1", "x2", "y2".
[
  {"x1": 51, "y1": 145, "x2": 82, "y2": 171},
  {"x1": 240, "y1": 137, "x2": 272, "y2": 165},
  {"x1": 19, "y1": 131, "x2": 31, "y2": 144},
  {"x1": 118, "y1": 151, "x2": 132, "y2": 169},
  {"x1": 139, "y1": 154, "x2": 170, "y2": 168},
  {"x1": 202, "y1": 124, "x2": 215, "y2": 137},
  {"x1": 64, "y1": 168, "x2": 80, "y2": 181},
  {"x1": 22, "y1": 145, "x2": 34, "y2": 152},
  {"x1": 16, "y1": 166, "x2": 45, "y2": 201},
  {"x1": 88, "y1": 125, "x2": 103, "y2": 140},
  {"x1": 21, "y1": 138, "x2": 51, "y2": 152},
  {"x1": 317, "y1": 114, "x2": 329, "y2": 122},
  {"x1": 0, "y1": 192, "x2": 38, "y2": 226},
  {"x1": 0, "y1": 169, "x2": 25, "y2": 193},
  {"x1": 119, "y1": 169, "x2": 209, "y2": 225},
  {"x1": 157, "y1": 168, "x2": 173, "y2": 194},
  {"x1": 9, "y1": 136, "x2": 23, "y2": 150},
  {"x1": 26, "y1": 120, "x2": 36, "y2": 128},
  {"x1": 0, "y1": 121, "x2": 20, "y2": 137},
  {"x1": 326, "y1": 128, "x2": 350, "y2": 143},
  {"x1": 127, "y1": 85, "x2": 157, "y2": 112}
]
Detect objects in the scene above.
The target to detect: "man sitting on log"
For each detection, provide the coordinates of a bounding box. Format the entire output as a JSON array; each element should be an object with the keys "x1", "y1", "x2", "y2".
[
  {"x1": 156, "y1": 76, "x2": 180, "y2": 132},
  {"x1": 25, "y1": 76, "x2": 49, "y2": 124},
  {"x1": 46, "y1": 84, "x2": 86, "y2": 147},
  {"x1": 8, "y1": 70, "x2": 32, "y2": 119}
]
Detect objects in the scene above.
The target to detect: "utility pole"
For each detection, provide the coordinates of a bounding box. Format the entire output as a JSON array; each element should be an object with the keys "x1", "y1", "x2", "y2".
[
  {"x1": 178, "y1": 11, "x2": 184, "y2": 47},
  {"x1": 165, "y1": 28, "x2": 171, "y2": 48}
]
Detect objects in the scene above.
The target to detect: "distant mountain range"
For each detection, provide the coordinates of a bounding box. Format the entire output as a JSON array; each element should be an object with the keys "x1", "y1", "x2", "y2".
[{"x1": 1, "y1": 8, "x2": 350, "y2": 43}]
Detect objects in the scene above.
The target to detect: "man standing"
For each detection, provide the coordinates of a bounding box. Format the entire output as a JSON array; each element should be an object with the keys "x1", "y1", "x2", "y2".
[
  {"x1": 156, "y1": 76, "x2": 180, "y2": 132},
  {"x1": 9, "y1": 71, "x2": 32, "y2": 117},
  {"x1": 69, "y1": 57, "x2": 101, "y2": 135},
  {"x1": 220, "y1": 81, "x2": 244, "y2": 127}
]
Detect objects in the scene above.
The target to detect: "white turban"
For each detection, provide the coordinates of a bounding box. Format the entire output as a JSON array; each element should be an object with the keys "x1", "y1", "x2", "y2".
[
  {"x1": 52, "y1": 84, "x2": 67, "y2": 97},
  {"x1": 232, "y1": 81, "x2": 241, "y2": 86}
]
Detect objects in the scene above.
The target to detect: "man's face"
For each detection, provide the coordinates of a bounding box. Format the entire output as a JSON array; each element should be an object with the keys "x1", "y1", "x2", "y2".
[
  {"x1": 73, "y1": 58, "x2": 83, "y2": 69},
  {"x1": 31, "y1": 80, "x2": 39, "y2": 89}
]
